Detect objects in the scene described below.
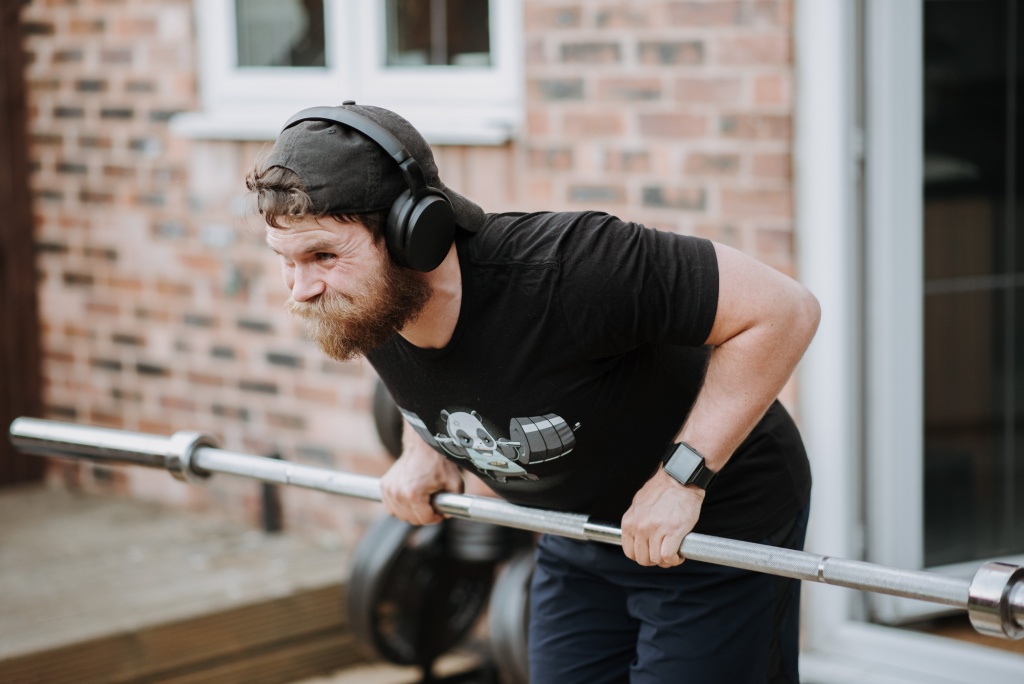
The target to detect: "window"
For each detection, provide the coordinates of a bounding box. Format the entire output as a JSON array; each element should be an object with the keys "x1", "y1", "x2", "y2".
[
  {"x1": 863, "y1": 0, "x2": 1024, "y2": 626},
  {"x1": 385, "y1": 0, "x2": 491, "y2": 67},
  {"x1": 921, "y1": 0, "x2": 1024, "y2": 568},
  {"x1": 173, "y1": 0, "x2": 523, "y2": 144},
  {"x1": 235, "y1": 0, "x2": 326, "y2": 68}
]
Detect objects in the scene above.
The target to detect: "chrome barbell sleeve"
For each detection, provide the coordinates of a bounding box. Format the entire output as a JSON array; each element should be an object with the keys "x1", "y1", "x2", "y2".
[
  {"x1": 968, "y1": 562, "x2": 1024, "y2": 640},
  {"x1": 8, "y1": 417, "x2": 1024, "y2": 640}
]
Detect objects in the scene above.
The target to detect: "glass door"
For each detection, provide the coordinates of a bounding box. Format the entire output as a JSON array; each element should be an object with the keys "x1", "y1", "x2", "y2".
[
  {"x1": 922, "y1": 0, "x2": 1024, "y2": 570},
  {"x1": 865, "y1": 0, "x2": 1024, "y2": 624}
]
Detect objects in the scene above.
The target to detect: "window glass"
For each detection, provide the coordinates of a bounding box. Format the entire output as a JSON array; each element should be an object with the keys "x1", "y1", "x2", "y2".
[
  {"x1": 235, "y1": 0, "x2": 326, "y2": 68},
  {"x1": 386, "y1": 0, "x2": 491, "y2": 66},
  {"x1": 922, "y1": 0, "x2": 1023, "y2": 566}
]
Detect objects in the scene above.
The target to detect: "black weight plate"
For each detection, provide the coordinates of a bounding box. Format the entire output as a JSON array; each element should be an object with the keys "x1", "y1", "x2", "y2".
[
  {"x1": 348, "y1": 515, "x2": 496, "y2": 667},
  {"x1": 487, "y1": 549, "x2": 534, "y2": 684},
  {"x1": 372, "y1": 378, "x2": 404, "y2": 459}
]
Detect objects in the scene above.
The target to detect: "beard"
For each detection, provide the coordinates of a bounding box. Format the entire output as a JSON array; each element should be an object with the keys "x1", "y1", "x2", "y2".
[{"x1": 286, "y1": 248, "x2": 433, "y2": 362}]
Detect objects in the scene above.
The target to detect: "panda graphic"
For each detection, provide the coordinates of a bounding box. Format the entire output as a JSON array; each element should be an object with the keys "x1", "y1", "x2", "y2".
[{"x1": 399, "y1": 408, "x2": 577, "y2": 483}]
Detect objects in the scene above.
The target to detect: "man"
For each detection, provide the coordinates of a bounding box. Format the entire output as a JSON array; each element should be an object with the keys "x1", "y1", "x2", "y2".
[{"x1": 248, "y1": 103, "x2": 819, "y2": 683}]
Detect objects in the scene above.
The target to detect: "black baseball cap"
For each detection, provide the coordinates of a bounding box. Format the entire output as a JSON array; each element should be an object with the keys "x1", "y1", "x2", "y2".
[{"x1": 262, "y1": 102, "x2": 485, "y2": 231}]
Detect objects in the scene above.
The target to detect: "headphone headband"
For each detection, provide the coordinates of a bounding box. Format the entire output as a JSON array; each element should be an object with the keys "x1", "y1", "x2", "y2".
[{"x1": 281, "y1": 105, "x2": 428, "y2": 194}]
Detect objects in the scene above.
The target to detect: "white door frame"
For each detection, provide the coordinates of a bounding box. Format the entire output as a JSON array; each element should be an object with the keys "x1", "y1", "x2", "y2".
[{"x1": 794, "y1": 0, "x2": 1024, "y2": 680}]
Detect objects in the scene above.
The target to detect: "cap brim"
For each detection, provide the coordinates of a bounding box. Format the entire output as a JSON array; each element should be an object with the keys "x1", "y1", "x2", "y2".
[{"x1": 442, "y1": 185, "x2": 485, "y2": 232}]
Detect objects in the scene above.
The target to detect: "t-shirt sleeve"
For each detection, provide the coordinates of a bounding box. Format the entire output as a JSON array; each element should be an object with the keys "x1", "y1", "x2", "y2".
[{"x1": 557, "y1": 213, "x2": 719, "y2": 360}]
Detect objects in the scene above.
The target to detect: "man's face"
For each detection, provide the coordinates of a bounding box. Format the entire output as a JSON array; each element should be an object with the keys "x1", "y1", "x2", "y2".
[{"x1": 265, "y1": 215, "x2": 432, "y2": 361}]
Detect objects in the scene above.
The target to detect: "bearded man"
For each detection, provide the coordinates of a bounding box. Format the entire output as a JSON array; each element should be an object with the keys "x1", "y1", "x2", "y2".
[{"x1": 247, "y1": 103, "x2": 819, "y2": 684}]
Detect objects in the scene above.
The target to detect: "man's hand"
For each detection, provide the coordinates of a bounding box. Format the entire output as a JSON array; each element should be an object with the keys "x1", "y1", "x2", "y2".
[
  {"x1": 381, "y1": 440, "x2": 464, "y2": 526},
  {"x1": 621, "y1": 468, "x2": 705, "y2": 568}
]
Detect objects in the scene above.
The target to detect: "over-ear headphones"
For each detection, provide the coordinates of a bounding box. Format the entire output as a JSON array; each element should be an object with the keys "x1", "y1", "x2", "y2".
[{"x1": 281, "y1": 103, "x2": 456, "y2": 273}]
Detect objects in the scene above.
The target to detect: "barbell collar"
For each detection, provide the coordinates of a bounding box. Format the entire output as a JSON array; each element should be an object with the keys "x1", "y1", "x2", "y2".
[
  {"x1": 968, "y1": 562, "x2": 1024, "y2": 640},
  {"x1": 166, "y1": 431, "x2": 219, "y2": 483}
]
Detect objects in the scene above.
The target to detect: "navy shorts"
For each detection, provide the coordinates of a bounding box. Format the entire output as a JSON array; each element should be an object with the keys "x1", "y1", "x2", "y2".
[{"x1": 528, "y1": 502, "x2": 810, "y2": 684}]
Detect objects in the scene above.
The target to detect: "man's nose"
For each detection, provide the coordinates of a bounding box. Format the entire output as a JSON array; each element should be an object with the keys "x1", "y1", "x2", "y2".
[{"x1": 290, "y1": 264, "x2": 326, "y2": 302}]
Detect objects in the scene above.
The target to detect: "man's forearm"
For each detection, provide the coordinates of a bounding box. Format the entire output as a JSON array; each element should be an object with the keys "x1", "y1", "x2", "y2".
[{"x1": 674, "y1": 287, "x2": 820, "y2": 472}]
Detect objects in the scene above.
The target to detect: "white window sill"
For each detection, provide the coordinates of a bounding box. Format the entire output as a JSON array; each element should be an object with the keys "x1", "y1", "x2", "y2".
[{"x1": 169, "y1": 106, "x2": 518, "y2": 146}]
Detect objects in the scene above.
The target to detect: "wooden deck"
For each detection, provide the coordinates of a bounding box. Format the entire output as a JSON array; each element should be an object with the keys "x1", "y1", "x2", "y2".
[{"x1": 0, "y1": 485, "x2": 368, "y2": 683}]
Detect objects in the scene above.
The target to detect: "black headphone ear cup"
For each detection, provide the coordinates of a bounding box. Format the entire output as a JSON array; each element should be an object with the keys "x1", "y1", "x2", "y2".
[
  {"x1": 387, "y1": 190, "x2": 456, "y2": 272},
  {"x1": 404, "y1": 194, "x2": 456, "y2": 272},
  {"x1": 386, "y1": 189, "x2": 416, "y2": 267}
]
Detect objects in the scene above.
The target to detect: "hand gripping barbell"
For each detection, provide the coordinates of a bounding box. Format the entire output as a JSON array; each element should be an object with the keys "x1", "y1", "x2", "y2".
[{"x1": 8, "y1": 417, "x2": 1024, "y2": 641}]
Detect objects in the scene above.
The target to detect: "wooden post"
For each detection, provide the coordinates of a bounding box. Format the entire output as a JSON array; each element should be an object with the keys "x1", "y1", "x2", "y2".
[{"x1": 0, "y1": 4, "x2": 45, "y2": 487}]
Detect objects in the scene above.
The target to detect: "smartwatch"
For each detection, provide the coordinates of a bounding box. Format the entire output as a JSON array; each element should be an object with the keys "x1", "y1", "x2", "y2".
[{"x1": 661, "y1": 441, "x2": 716, "y2": 490}]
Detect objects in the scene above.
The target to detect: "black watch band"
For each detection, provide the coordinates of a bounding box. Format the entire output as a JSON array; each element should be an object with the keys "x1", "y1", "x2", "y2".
[{"x1": 661, "y1": 441, "x2": 716, "y2": 490}]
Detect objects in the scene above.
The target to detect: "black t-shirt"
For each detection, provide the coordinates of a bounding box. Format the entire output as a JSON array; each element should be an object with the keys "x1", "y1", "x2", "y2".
[{"x1": 367, "y1": 211, "x2": 811, "y2": 541}]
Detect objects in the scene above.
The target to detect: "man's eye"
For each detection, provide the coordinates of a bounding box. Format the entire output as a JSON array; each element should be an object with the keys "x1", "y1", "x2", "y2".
[{"x1": 315, "y1": 252, "x2": 335, "y2": 262}]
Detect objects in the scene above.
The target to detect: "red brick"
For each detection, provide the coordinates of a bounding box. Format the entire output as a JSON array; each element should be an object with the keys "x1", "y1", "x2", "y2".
[
  {"x1": 113, "y1": 17, "x2": 158, "y2": 37},
  {"x1": 564, "y1": 112, "x2": 626, "y2": 137},
  {"x1": 638, "y1": 113, "x2": 707, "y2": 138},
  {"x1": 696, "y1": 222, "x2": 745, "y2": 249},
  {"x1": 676, "y1": 77, "x2": 743, "y2": 105},
  {"x1": 754, "y1": 73, "x2": 790, "y2": 106},
  {"x1": 525, "y1": 5, "x2": 582, "y2": 30},
  {"x1": 160, "y1": 395, "x2": 197, "y2": 412},
  {"x1": 526, "y1": 39, "x2": 546, "y2": 65},
  {"x1": 187, "y1": 372, "x2": 225, "y2": 387},
  {"x1": 752, "y1": 153, "x2": 791, "y2": 179},
  {"x1": 598, "y1": 77, "x2": 662, "y2": 101},
  {"x1": 720, "y1": 114, "x2": 791, "y2": 139},
  {"x1": 685, "y1": 153, "x2": 741, "y2": 175},
  {"x1": 530, "y1": 78, "x2": 584, "y2": 101},
  {"x1": 528, "y1": 147, "x2": 574, "y2": 171},
  {"x1": 138, "y1": 420, "x2": 177, "y2": 436},
  {"x1": 603, "y1": 149, "x2": 651, "y2": 173},
  {"x1": 756, "y1": 226, "x2": 795, "y2": 270},
  {"x1": 718, "y1": 34, "x2": 791, "y2": 65},
  {"x1": 595, "y1": 6, "x2": 652, "y2": 28},
  {"x1": 526, "y1": 179, "x2": 554, "y2": 205},
  {"x1": 642, "y1": 186, "x2": 706, "y2": 211},
  {"x1": 560, "y1": 42, "x2": 621, "y2": 64},
  {"x1": 568, "y1": 184, "x2": 627, "y2": 205},
  {"x1": 638, "y1": 40, "x2": 704, "y2": 65},
  {"x1": 155, "y1": 279, "x2": 191, "y2": 296},
  {"x1": 721, "y1": 188, "x2": 793, "y2": 218},
  {"x1": 295, "y1": 385, "x2": 337, "y2": 403},
  {"x1": 668, "y1": 1, "x2": 742, "y2": 26},
  {"x1": 527, "y1": 109, "x2": 550, "y2": 136}
]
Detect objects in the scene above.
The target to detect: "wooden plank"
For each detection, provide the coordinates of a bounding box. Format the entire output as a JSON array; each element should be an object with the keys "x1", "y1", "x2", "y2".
[
  {"x1": 0, "y1": 488, "x2": 371, "y2": 683},
  {"x1": 152, "y1": 631, "x2": 366, "y2": 684},
  {"x1": 0, "y1": 584, "x2": 365, "y2": 684}
]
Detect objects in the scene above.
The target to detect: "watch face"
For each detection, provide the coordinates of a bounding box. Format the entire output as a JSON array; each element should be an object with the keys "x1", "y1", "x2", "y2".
[{"x1": 666, "y1": 445, "x2": 703, "y2": 482}]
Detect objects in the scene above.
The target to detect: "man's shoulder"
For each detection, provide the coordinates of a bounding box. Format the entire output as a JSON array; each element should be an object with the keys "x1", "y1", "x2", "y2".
[{"x1": 469, "y1": 210, "x2": 634, "y2": 264}]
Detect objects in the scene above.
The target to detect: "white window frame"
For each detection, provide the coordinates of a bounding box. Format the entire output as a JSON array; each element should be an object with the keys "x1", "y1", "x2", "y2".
[
  {"x1": 796, "y1": 1, "x2": 1024, "y2": 681},
  {"x1": 172, "y1": 0, "x2": 523, "y2": 144}
]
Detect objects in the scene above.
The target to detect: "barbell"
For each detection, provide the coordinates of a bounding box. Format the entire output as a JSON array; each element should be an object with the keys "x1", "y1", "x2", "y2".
[{"x1": 8, "y1": 417, "x2": 1024, "y2": 641}]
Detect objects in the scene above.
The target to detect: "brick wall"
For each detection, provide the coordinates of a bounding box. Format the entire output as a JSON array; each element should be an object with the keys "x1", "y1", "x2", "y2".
[
  {"x1": 521, "y1": 0, "x2": 794, "y2": 274},
  {"x1": 19, "y1": 0, "x2": 796, "y2": 544}
]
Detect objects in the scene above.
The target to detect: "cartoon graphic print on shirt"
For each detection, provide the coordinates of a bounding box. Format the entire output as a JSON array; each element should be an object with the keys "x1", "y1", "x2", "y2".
[{"x1": 399, "y1": 407, "x2": 578, "y2": 483}]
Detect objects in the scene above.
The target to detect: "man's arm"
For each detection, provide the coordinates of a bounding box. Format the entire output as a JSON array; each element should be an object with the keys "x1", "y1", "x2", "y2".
[{"x1": 620, "y1": 241, "x2": 820, "y2": 567}]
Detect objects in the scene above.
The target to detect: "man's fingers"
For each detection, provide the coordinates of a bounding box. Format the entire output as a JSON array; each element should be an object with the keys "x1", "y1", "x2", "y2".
[{"x1": 659, "y1": 535, "x2": 685, "y2": 568}]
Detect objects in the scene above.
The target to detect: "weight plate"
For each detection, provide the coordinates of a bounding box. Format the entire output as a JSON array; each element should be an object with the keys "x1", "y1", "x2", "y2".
[
  {"x1": 347, "y1": 515, "x2": 496, "y2": 667},
  {"x1": 372, "y1": 378, "x2": 404, "y2": 459},
  {"x1": 487, "y1": 549, "x2": 534, "y2": 684}
]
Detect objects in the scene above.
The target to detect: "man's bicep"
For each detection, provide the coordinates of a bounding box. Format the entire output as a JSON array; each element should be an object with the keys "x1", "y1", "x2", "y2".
[{"x1": 704, "y1": 242, "x2": 815, "y2": 347}]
